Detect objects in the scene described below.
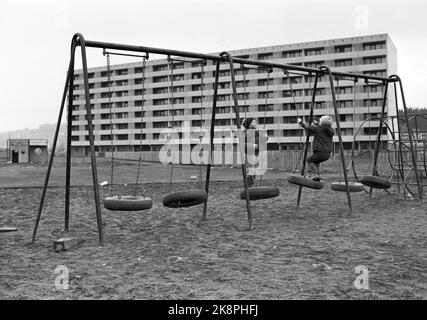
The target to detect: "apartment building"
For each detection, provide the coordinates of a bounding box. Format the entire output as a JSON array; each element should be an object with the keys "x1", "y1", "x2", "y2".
[{"x1": 70, "y1": 33, "x2": 397, "y2": 155}]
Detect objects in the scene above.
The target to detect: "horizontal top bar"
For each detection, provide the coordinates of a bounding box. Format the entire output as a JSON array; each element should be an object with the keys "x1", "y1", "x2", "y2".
[{"x1": 82, "y1": 38, "x2": 397, "y2": 83}]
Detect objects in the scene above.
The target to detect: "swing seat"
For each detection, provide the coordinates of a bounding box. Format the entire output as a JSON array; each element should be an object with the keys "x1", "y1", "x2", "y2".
[
  {"x1": 103, "y1": 195, "x2": 153, "y2": 211},
  {"x1": 162, "y1": 190, "x2": 207, "y2": 208},
  {"x1": 359, "y1": 175, "x2": 391, "y2": 189},
  {"x1": 287, "y1": 174, "x2": 324, "y2": 189},
  {"x1": 330, "y1": 182, "x2": 364, "y2": 193},
  {"x1": 240, "y1": 186, "x2": 280, "y2": 201}
]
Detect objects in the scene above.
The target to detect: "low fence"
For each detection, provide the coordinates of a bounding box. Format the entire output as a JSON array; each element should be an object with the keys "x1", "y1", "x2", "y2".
[{"x1": 103, "y1": 150, "x2": 395, "y2": 172}]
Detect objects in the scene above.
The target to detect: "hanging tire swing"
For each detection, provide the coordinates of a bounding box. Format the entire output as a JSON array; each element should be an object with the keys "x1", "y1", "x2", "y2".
[
  {"x1": 162, "y1": 57, "x2": 207, "y2": 209},
  {"x1": 287, "y1": 174, "x2": 324, "y2": 190},
  {"x1": 102, "y1": 50, "x2": 153, "y2": 212},
  {"x1": 240, "y1": 186, "x2": 280, "y2": 201},
  {"x1": 104, "y1": 196, "x2": 153, "y2": 211},
  {"x1": 330, "y1": 181, "x2": 364, "y2": 192},
  {"x1": 359, "y1": 175, "x2": 391, "y2": 189},
  {"x1": 162, "y1": 190, "x2": 208, "y2": 208}
]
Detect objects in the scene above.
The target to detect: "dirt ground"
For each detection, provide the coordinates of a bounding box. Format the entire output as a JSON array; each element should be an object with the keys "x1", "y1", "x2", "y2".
[{"x1": 0, "y1": 160, "x2": 426, "y2": 299}]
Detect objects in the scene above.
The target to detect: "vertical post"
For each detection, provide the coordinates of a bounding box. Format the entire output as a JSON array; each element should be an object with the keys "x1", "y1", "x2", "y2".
[
  {"x1": 297, "y1": 72, "x2": 318, "y2": 208},
  {"x1": 322, "y1": 66, "x2": 352, "y2": 215},
  {"x1": 65, "y1": 43, "x2": 76, "y2": 231},
  {"x1": 77, "y1": 34, "x2": 104, "y2": 245},
  {"x1": 221, "y1": 52, "x2": 252, "y2": 229},
  {"x1": 393, "y1": 82, "x2": 407, "y2": 199},
  {"x1": 31, "y1": 37, "x2": 78, "y2": 243},
  {"x1": 202, "y1": 60, "x2": 221, "y2": 219},
  {"x1": 394, "y1": 76, "x2": 423, "y2": 200}
]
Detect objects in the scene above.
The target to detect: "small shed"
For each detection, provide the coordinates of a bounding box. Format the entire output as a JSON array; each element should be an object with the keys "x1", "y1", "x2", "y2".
[{"x1": 7, "y1": 139, "x2": 48, "y2": 164}]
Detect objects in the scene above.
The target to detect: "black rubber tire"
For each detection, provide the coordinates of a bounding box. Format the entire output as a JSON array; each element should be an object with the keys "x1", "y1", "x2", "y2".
[
  {"x1": 287, "y1": 174, "x2": 324, "y2": 190},
  {"x1": 104, "y1": 195, "x2": 153, "y2": 211},
  {"x1": 330, "y1": 182, "x2": 364, "y2": 193},
  {"x1": 162, "y1": 190, "x2": 207, "y2": 208},
  {"x1": 240, "y1": 186, "x2": 280, "y2": 201},
  {"x1": 359, "y1": 175, "x2": 391, "y2": 189}
]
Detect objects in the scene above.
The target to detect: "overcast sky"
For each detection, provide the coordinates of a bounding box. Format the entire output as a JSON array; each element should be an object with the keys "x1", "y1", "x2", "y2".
[{"x1": 1, "y1": 0, "x2": 426, "y2": 132}]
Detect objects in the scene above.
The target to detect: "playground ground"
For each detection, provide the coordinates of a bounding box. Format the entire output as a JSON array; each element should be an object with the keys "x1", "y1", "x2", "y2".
[{"x1": 0, "y1": 159, "x2": 426, "y2": 299}]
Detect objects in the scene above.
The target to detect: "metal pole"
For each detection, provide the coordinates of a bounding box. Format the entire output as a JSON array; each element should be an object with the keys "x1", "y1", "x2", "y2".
[
  {"x1": 297, "y1": 72, "x2": 318, "y2": 208},
  {"x1": 77, "y1": 33, "x2": 104, "y2": 245},
  {"x1": 371, "y1": 81, "x2": 389, "y2": 174},
  {"x1": 222, "y1": 51, "x2": 252, "y2": 229},
  {"x1": 202, "y1": 60, "x2": 220, "y2": 220},
  {"x1": 322, "y1": 66, "x2": 353, "y2": 215},
  {"x1": 393, "y1": 75, "x2": 423, "y2": 200},
  {"x1": 65, "y1": 41, "x2": 76, "y2": 232},
  {"x1": 31, "y1": 36, "x2": 78, "y2": 243}
]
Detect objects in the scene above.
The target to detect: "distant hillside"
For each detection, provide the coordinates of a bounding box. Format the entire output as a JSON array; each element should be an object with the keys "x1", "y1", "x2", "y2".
[
  {"x1": 398, "y1": 107, "x2": 427, "y2": 130},
  {"x1": 0, "y1": 123, "x2": 67, "y2": 150}
]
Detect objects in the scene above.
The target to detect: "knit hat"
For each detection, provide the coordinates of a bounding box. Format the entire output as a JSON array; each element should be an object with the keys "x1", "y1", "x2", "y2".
[
  {"x1": 320, "y1": 115, "x2": 333, "y2": 127},
  {"x1": 242, "y1": 117, "x2": 255, "y2": 130}
]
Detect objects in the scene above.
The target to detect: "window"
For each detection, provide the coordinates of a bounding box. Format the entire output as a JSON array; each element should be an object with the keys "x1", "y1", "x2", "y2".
[
  {"x1": 363, "y1": 41, "x2": 386, "y2": 51},
  {"x1": 236, "y1": 81, "x2": 249, "y2": 88},
  {"x1": 335, "y1": 59, "x2": 352, "y2": 67},
  {"x1": 282, "y1": 50, "x2": 302, "y2": 58},
  {"x1": 334, "y1": 45, "x2": 352, "y2": 53},
  {"x1": 134, "y1": 133, "x2": 146, "y2": 140},
  {"x1": 218, "y1": 82, "x2": 230, "y2": 89},
  {"x1": 101, "y1": 81, "x2": 113, "y2": 88},
  {"x1": 172, "y1": 109, "x2": 184, "y2": 116},
  {"x1": 283, "y1": 89, "x2": 303, "y2": 97},
  {"x1": 134, "y1": 78, "x2": 143, "y2": 85},
  {"x1": 258, "y1": 92, "x2": 273, "y2": 99},
  {"x1": 217, "y1": 94, "x2": 230, "y2": 101},
  {"x1": 101, "y1": 114, "x2": 110, "y2": 120},
  {"x1": 116, "y1": 134, "x2": 128, "y2": 140},
  {"x1": 153, "y1": 133, "x2": 160, "y2": 140},
  {"x1": 258, "y1": 104, "x2": 274, "y2": 112},
  {"x1": 153, "y1": 110, "x2": 168, "y2": 117},
  {"x1": 153, "y1": 76, "x2": 168, "y2": 83},
  {"x1": 219, "y1": 70, "x2": 230, "y2": 77},
  {"x1": 173, "y1": 86, "x2": 185, "y2": 93},
  {"x1": 258, "y1": 52, "x2": 273, "y2": 60},
  {"x1": 115, "y1": 80, "x2": 128, "y2": 86},
  {"x1": 116, "y1": 91, "x2": 128, "y2": 97},
  {"x1": 115, "y1": 112, "x2": 128, "y2": 119},
  {"x1": 282, "y1": 103, "x2": 303, "y2": 111},
  {"x1": 153, "y1": 64, "x2": 168, "y2": 72},
  {"x1": 88, "y1": 73, "x2": 95, "y2": 79},
  {"x1": 135, "y1": 111, "x2": 146, "y2": 118},
  {"x1": 363, "y1": 56, "x2": 386, "y2": 65},
  {"x1": 101, "y1": 70, "x2": 113, "y2": 77},
  {"x1": 153, "y1": 98, "x2": 168, "y2": 106},
  {"x1": 192, "y1": 96, "x2": 202, "y2": 103},
  {"x1": 237, "y1": 93, "x2": 249, "y2": 100},
  {"x1": 115, "y1": 102, "x2": 128, "y2": 108},
  {"x1": 282, "y1": 76, "x2": 303, "y2": 85},
  {"x1": 101, "y1": 124, "x2": 111, "y2": 130},
  {"x1": 135, "y1": 122, "x2": 146, "y2": 129},
  {"x1": 363, "y1": 70, "x2": 387, "y2": 77},
  {"x1": 258, "y1": 78, "x2": 274, "y2": 86},
  {"x1": 100, "y1": 102, "x2": 111, "y2": 109},
  {"x1": 153, "y1": 87, "x2": 168, "y2": 94},
  {"x1": 337, "y1": 86, "x2": 353, "y2": 95},
  {"x1": 239, "y1": 105, "x2": 249, "y2": 113},
  {"x1": 172, "y1": 63, "x2": 184, "y2": 70},
  {"x1": 258, "y1": 117, "x2": 274, "y2": 125},
  {"x1": 283, "y1": 116, "x2": 298, "y2": 124},
  {"x1": 338, "y1": 100, "x2": 353, "y2": 108},
  {"x1": 217, "y1": 107, "x2": 230, "y2": 114},
  {"x1": 134, "y1": 100, "x2": 145, "y2": 107},
  {"x1": 192, "y1": 73, "x2": 202, "y2": 79},
  {"x1": 115, "y1": 69, "x2": 128, "y2": 76},
  {"x1": 304, "y1": 47, "x2": 325, "y2": 56},
  {"x1": 115, "y1": 123, "x2": 128, "y2": 130},
  {"x1": 172, "y1": 74, "x2": 185, "y2": 81},
  {"x1": 172, "y1": 97, "x2": 184, "y2": 104},
  {"x1": 214, "y1": 119, "x2": 230, "y2": 126},
  {"x1": 153, "y1": 121, "x2": 169, "y2": 129}
]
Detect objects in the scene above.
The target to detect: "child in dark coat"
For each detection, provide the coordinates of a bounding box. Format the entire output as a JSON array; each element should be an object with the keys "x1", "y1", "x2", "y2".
[
  {"x1": 241, "y1": 117, "x2": 268, "y2": 187},
  {"x1": 297, "y1": 115, "x2": 334, "y2": 181}
]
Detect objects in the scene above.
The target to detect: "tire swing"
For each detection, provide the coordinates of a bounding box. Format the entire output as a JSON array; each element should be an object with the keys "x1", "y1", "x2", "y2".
[
  {"x1": 330, "y1": 77, "x2": 364, "y2": 194},
  {"x1": 162, "y1": 56, "x2": 207, "y2": 208},
  {"x1": 349, "y1": 78, "x2": 391, "y2": 192},
  {"x1": 238, "y1": 66, "x2": 280, "y2": 201},
  {"x1": 102, "y1": 50, "x2": 153, "y2": 211}
]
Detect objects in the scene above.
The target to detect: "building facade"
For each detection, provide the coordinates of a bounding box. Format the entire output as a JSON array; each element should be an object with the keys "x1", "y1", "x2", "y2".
[
  {"x1": 70, "y1": 33, "x2": 397, "y2": 155},
  {"x1": 7, "y1": 139, "x2": 48, "y2": 163}
]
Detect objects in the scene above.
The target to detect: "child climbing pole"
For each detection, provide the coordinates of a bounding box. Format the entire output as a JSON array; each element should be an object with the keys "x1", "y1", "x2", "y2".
[{"x1": 297, "y1": 115, "x2": 334, "y2": 181}]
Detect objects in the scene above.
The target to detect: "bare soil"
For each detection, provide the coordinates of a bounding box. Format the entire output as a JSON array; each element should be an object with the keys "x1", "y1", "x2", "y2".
[{"x1": 0, "y1": 160, "x2": 426, "y2": 299}]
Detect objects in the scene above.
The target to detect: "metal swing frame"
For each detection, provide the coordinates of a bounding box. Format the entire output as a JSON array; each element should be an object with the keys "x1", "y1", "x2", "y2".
[{"x1": 31, "y1": 33, "x2": 420, "y2": 245}]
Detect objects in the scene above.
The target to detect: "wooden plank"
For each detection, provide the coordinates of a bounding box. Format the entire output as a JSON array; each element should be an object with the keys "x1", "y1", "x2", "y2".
[
  {"x1": 53, "y1": 237, "x2": 84, "y2": 252},
  {"x1": 0, "y1": 226, "x2": 18, "y2": 233}
]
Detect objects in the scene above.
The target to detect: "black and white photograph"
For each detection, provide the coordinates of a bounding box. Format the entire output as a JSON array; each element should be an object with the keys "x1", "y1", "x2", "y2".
[{"x1": 0, "y1": 0, "x2": 426, "y2": 306}]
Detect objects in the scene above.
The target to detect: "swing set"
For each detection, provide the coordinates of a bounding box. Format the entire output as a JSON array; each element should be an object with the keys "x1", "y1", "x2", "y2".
[{"x1": 31, "y1": 33, "x2": 421, "y2": 245}]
